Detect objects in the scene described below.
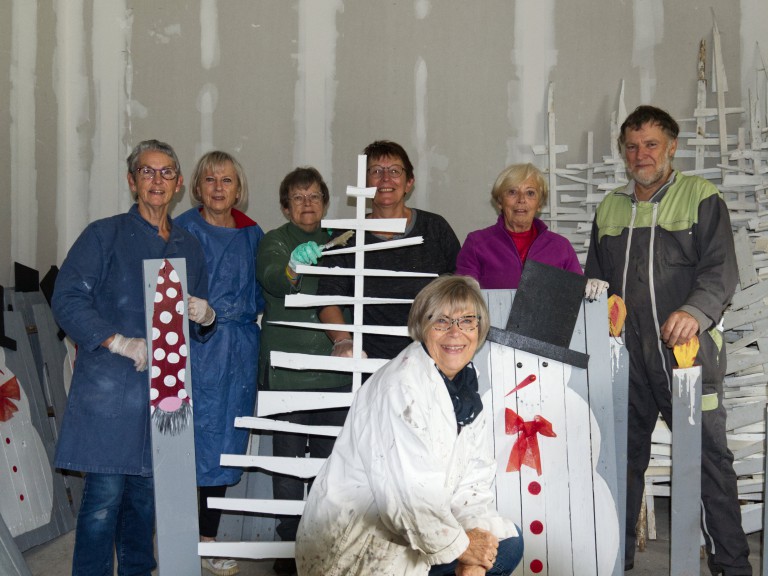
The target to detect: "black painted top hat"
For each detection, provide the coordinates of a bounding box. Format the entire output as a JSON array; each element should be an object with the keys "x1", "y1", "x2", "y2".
[{"x1": 486, "y1": 260, "x2": 589, "y2": 368}]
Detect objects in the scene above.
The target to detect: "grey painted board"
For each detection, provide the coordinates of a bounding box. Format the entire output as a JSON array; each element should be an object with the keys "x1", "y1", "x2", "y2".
[
  {"x1": 143, "y1": 259, "x2": 200, "y2": 576},
  {"x1": 670, "y1": 366, "x2": 702, "y2": 575},
  {"x1": 763, "y1": 409, "x2": 768, "y2": 576},
  {"x1": 0, "y1": 515, "x2": 31, "y2": 576},
  {"x1": 2, "y1": 310, "x2": 74, "y2": 551},
  {"x1": 31, "y1": 302, "x2": 83, "y2": 517},
  {"x1": 734, "y1": 227, "x2": 759, "y2": 290},
  {"x1": 581, "y1": 296, "x2": 623, "y2": 576},
  {"x1": 609, "y1": 339, "x2": 630, "y2": 574}
]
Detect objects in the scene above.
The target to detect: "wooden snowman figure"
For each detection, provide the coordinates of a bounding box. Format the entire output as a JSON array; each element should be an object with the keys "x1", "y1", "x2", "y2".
[
  {"x1": 479, "y1": 261, "x2": 621, "y2": 576},
  {"x1": 0, "y1": 347, "x2": 53, "y2": 537}
]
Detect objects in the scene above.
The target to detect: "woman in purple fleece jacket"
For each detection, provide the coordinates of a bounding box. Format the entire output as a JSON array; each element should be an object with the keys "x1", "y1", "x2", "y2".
[{"x1": 457, "y1": 163, "x2": 584, "y2": 289}]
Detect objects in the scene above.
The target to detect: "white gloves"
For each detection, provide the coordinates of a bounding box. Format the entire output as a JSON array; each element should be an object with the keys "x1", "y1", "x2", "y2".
[
  {"x1": 108, "y1": 334, "x2": 148, "y2": 371},
  {"x1": 584, "y1": 278, "x2": 609, "y2": 302},
  {"x1": 188, "y1": 296, "x2": 216, "y2": 326},
  {"x1": 331, "y1": 338, "x2": 367, "y2": 359}
]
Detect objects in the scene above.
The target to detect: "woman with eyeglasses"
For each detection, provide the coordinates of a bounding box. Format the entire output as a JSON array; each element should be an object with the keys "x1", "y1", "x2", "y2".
[
  {"x1": 296, "y1": 275, "x2": 524, "y2": 576},
  {"x1": 175, "y1": 150, "x2": 264, "y2": 576},
  {"x1": 255, "y1": 166, "x2": 351, "y2": 576},
  {"x1": 317, "y1": 140, "x2": 461, "y2": 361},
  {"x1": 52, "y1": 140, "x2": 216, "y2": 575}
]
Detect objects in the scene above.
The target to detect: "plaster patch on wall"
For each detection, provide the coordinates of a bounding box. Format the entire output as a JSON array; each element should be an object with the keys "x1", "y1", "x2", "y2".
[
  {"x1": 90, "y1": 0, "x2": 130, "y2": 221},
  {"x1": 54, "y1": 0, "x2": 91, "y2": 260},
  {"x1": 149, "y1": 23, "x2": 182, "y2": 45},
  {"x1": 200, "y1": 0, "x2": 221, "y2": 70},
  {"x1": 294, "y1": 0, "x2": 343, "y2": 189},
  {"x1": 507, "y1": 0, "x2": 557, "y2": 165},
  {"x1": 632, "y1": 0, "x2": 663, "y2": 104},
  {"x1": 413, "y1": 57, "x2": 447, "y2": 209},
  {"x1": 196, "y1": 83, "x2": 219, "y2": 159},
  {"x1": 10, "y1": 0, "x2": 38, "y2": 270},
  {"x1": 414, "y1": 0, "x2": 431, "y2": 20},
  {"x1": 739, "y1": 0, "x2": 768, "y2": 116}
]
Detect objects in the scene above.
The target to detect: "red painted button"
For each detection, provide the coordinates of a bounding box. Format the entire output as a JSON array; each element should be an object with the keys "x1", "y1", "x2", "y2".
[
  {"x1": 19, "y1": 494, "x2": 24, "y2": 501},
  {"x1": 530, "y1": 520, "x2": 543, "y2": 534},
  {"x1": 12, "y1": 465, "x2": 17, "y2": 473},
  {"x1": 530, "y1": 559, "x2": 543, "y2": 573},
  {"x1": 528, "y1": 481, "x2": 541, "y2": 495}
]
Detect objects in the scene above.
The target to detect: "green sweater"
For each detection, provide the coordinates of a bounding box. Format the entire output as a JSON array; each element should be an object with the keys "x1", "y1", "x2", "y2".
[{"x1": 256, "y1": 222, "x2": 351, "y2": 391}]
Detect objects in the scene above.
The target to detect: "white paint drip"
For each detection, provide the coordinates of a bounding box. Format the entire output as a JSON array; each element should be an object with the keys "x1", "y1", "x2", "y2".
[
  {"x1": 414, "y1": 0, "x2": 431, "y2": 20},
  {"x1": 200, "y1": 0, "x2": 220, "y2": 70},
  {"x1": 508, "y1": 0, "x2": 557, "y2": 165},
  {"x1": 196, "y1": 83, "x2": 219, "y2": 160},
  {"x1": 10, "y1": 0, "x2": 38, "y2": 270},
  {"x1": 632, "y1": 0, "x2": 663, "y2": 104},
  {"x1": 675, "y1": 368, "x2": 699, "y2": 426},
  {"x1": 54, "y1": 0, "x2": 91, "y2": 262},
  {"x1": 294, "y1": 0, "x2": 343, "y2": 194},
  {"x1": 90, "y1": 0, "x2": 130, "y2": 220}
]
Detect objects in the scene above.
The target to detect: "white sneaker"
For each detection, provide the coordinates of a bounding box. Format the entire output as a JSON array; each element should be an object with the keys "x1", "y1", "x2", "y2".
[{"x1": 201, "y1": 556, "x2": 240, "y2": 576}]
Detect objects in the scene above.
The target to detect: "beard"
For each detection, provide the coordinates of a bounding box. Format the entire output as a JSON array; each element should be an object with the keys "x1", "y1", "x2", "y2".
[{"x1": 627, "y1": 143, "x2": 674, "y2": 192}]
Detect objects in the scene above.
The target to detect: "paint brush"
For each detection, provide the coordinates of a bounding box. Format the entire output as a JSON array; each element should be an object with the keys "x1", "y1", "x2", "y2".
[{"x1": 321, "y1": 230, "x2": 355, "y2": 251}]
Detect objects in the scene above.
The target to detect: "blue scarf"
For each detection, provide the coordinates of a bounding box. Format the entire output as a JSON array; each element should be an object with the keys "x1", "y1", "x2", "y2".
[{"x1": 422, "y1": 343, "x2": 484, "y2": 432}]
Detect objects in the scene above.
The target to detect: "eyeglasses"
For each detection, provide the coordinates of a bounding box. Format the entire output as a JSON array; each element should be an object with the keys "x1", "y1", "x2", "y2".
[
  {"x1": 430, "y1": 315, "x2": 480, "y2": 332},
  {"x1": 135, "y1": 166, "x2": 178, "y2": 181},
  {"x1": 367, "y1": 165, "x2": 405, "y2": 180},
  {"x1": 289, "y1": 192, "x2": 323, "y2": 205}
]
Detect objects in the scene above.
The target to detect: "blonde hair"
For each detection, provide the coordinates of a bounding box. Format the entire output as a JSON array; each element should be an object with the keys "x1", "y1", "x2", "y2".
[
  {"x1": 190, "y1": 150, "x2": 249, "y2": 209},
  {"x1": 490, "y1": 163, "x2": 547, "y2": 211}
]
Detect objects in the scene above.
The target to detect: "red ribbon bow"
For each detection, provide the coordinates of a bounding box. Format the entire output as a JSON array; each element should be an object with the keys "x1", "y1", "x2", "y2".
[
  {"x1": 0, "y1": 374, "x2": 21, "y2": 422},
  {"x1": 505, "y1": 409, "x2": 557, "y2": 475}
]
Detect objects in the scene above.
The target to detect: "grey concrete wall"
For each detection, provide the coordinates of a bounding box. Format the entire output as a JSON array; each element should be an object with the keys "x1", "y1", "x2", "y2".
[{"x1": 0, "y1": 0, "x2": 764, "y2": 286}]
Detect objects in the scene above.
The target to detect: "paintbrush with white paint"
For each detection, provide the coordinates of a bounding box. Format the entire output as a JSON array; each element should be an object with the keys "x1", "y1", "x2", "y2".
[{"x1": 320, "y1": 229, "x2": 355, "y2": 252}]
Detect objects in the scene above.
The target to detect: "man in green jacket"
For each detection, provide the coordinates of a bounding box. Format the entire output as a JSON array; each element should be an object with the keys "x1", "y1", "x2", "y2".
[{"x1": 585, "y1": 105, "x2": 750, "y2": 575}]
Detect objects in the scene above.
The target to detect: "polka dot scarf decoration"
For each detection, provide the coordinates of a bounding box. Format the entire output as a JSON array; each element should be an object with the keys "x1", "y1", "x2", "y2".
[{"x1": 150, "y1": 259, "x2": 191, "y2": 435}]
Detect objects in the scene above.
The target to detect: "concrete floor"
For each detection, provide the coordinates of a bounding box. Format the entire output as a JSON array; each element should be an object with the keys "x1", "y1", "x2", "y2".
[{"x1": 20, "y1": 498, "x2": 766, "y2": 576}]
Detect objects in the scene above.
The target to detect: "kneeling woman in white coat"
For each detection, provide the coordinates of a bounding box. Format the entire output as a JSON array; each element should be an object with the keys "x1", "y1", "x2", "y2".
[{"x1": 296, "y1": 275, "x2": 523, "y2": 576}]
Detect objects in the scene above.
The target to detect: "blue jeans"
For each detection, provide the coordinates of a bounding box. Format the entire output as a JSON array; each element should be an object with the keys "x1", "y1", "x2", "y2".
[
  {"x1": 428, "y1": 535, "x2": 524, "y2": 576},
  {"x1": 72, "y1": 473, "x2": 156, "y2": 576}
]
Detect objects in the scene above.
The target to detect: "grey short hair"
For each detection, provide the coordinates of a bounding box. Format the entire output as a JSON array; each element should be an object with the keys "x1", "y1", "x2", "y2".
[
  {"x1": 126, "y1": 139, "x2": 181, "y2": 175},
  {"x1": 490, "y1": 163, "x2": 547, "y2": 211},
  {"x1": 408, "y1": 275, "x2": 489, "y2": 347}
]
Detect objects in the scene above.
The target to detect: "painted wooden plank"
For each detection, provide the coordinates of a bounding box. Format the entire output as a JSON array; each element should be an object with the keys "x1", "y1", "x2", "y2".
[
  {"x1": 609, "y1": 338, "x2": 630, "y2": 570},
  {"x1": 727, "y1": 402, "x2": 767, "y2": 431},
  {"x1": 538, "y1": 358, "x2": 573, "y2": 576},
  {"x1": 284, "y1": 294, "x2": 412, "y2": 307},
  {"x1": 269, "y1": 352, "x2": 387, "y2": 374},
  {"x1": 220, "y1": 454, "x2": 325, "y2": 478},
  {"x1": 31, "y1": 302, "x2": 83, "y2": 517},
  {"x1": 256, "y1": 390, "x2": 355, "y2": 417},
  {"x1": 268, "y1": 320, "x2": 409, "y2": 337},
  {"x1": 207, "y1": 497, "x2": 304, "y2": 516},
  {"x1": 295, "y1": 264, "x2": 435, "y2": 277},
  {"x1": 143, "y1": 259, "x2": 200, "y2": 576},
  {"x1": 729, "y1": 279, "x2": 768, "y2": 311},
  {"x1": 235, "y1": 417, "x2": 341, "y2": 437},
  {"x1": 342, "y1": 185, "x2": 377, "y2": 198},
  {"x1": 670, "y1": 366, "x2": 702, "y2": 575},
  {"x1": 734, "y1": 227, "x2": 760, "y2": 289},
  {"x1": 198, "y1": 541, "x2": 294, "y2": 560},
  {"x1": 319, "y1": 218, "x2": 407, "y2": 233},
  {"x1": 560, "y1": 309, "x2": 598, "y2": 576},
  {"x1": 512, "y1": 349, "x2": 549, "y2": 576},
  {"x1": 0, "y1": 514, "x2": 32, "y2": 576},
  {"x1": 1, "y1": 310, "x2": 71, "y2": 552}
]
